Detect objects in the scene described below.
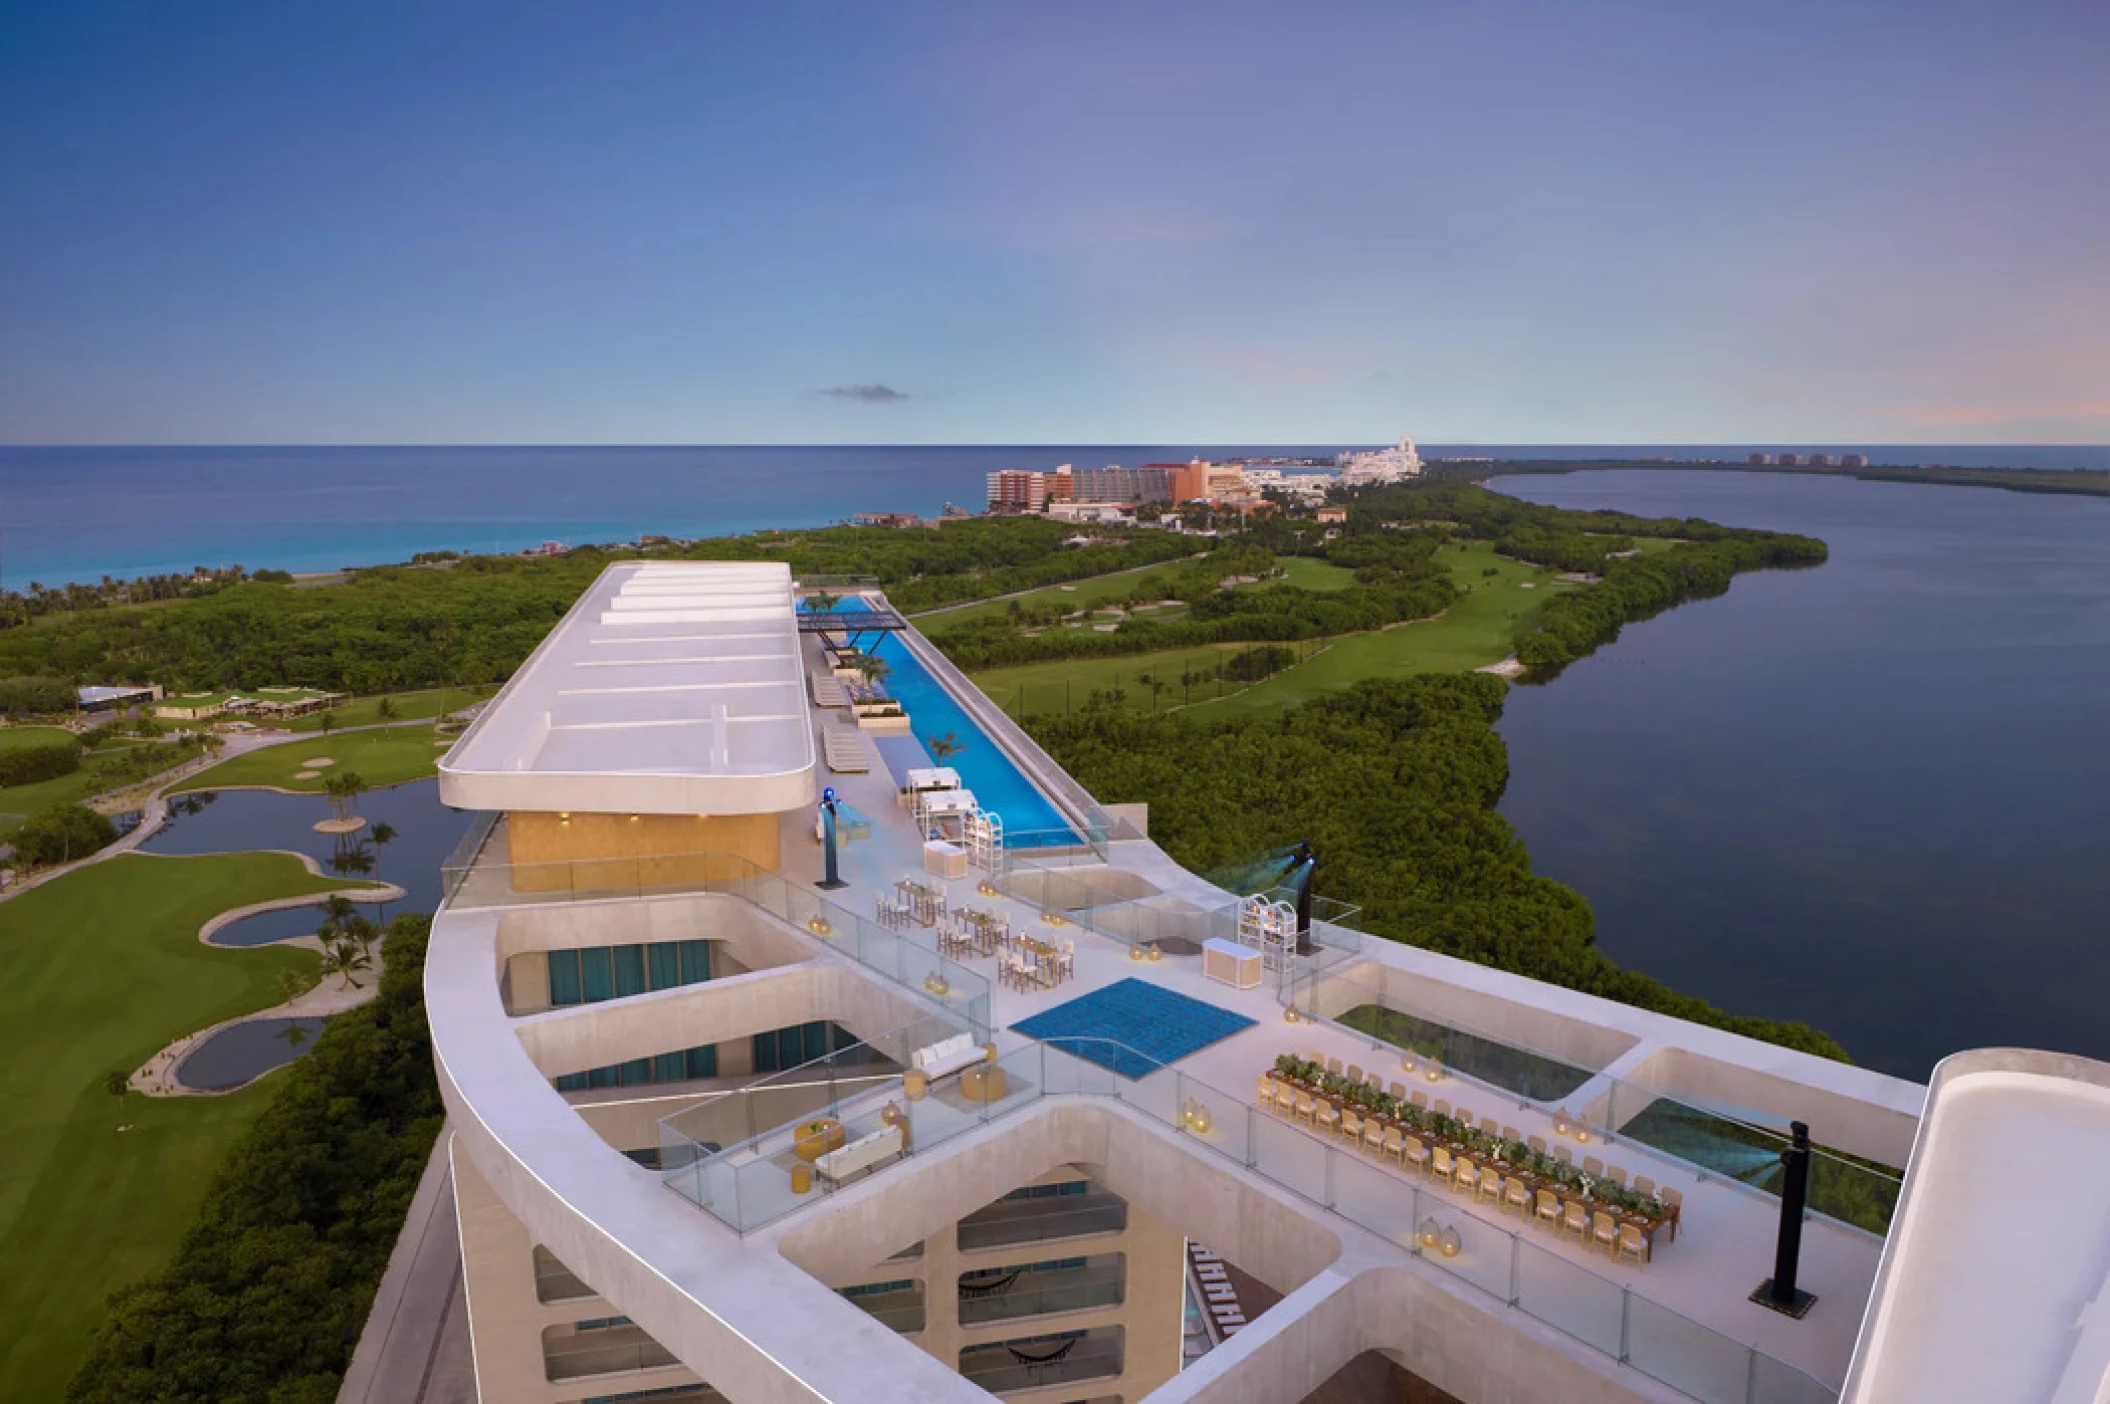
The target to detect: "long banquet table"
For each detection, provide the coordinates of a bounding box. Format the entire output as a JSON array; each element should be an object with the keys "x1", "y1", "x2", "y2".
[{"x1": 1267, "y1": 1070, "x2": 1680, "y2": 1256}]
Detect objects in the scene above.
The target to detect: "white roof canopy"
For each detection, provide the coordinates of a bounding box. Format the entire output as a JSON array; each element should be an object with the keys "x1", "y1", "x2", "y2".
[{"x1": 438, "y1": 561, "x2": 817, "y2": 816}]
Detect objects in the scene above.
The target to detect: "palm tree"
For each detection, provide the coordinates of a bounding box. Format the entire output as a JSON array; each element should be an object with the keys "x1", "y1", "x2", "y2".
[
  {"x1": 370, "y1": 822, "x2": 397, "y2": 846},
  {"x1": 806, "y1": 590, "x2": 841, "y2": 615},
  {"x1": 926, "y1": 732, "x2": 965, "y2": 763},
  {"x1": 853, "y1": 653, "x2": 890, "y2": 689},
  {"x1": 319, "y1": 935, "x2": 371, "y2": 990},
  {"x1": 324, "y1": 771, "x2": 369, "y2": 823}
]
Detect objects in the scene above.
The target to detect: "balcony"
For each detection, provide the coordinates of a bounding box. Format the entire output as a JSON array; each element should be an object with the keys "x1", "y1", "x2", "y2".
[
  {"x1": 958, "y1": 1327, "x2": 1124, "y2": 1395},
  {"x1": 541, "y1": 1322, "x2": 679, "y2": 1383},
  {"x1": 532, "y1": 1245, "x2": 597, "y2": 1304},
  {"x1": 956, "y1": 1190, "x2": 1128, "y2": 1253},
  {"x1": 840, "y1": 1277, "x2": 926, "y2": 1334},
  {"x1": 958, "y1": 1253, "x2": 1125, "y2": 1326}
]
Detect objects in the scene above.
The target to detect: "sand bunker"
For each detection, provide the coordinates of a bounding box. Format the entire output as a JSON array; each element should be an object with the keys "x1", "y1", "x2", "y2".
[
  {"x1": 303, "y1": 757, "x2": 336, "y2": 767},
  {"x1": 292, "y1": 769, "x2": 321, "y2": 779}
]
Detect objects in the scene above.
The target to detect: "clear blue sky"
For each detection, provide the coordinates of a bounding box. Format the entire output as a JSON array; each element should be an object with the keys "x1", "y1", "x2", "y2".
[{"x1": 2, "y1": 0, "x2": 2105, "y2": 445}]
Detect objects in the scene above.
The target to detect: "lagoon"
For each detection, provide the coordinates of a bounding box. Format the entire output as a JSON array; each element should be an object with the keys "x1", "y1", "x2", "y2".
[{"x1": 1491, "y1": 470, "x2": 2110, "y2": 1079}]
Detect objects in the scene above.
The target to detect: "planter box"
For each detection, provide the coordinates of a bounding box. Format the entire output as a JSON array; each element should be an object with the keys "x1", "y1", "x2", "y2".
[{"x1": 858, "y1": 713, "x2": 912, "y2": 733}]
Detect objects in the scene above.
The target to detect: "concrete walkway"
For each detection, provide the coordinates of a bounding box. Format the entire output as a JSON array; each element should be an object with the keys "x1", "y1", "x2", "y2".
[{"x1": 338, "y1": 1128, "x2": 477, "y2": 1404}]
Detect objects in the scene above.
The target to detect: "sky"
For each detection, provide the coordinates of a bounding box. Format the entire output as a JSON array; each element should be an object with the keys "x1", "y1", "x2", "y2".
[{"x1": 2, "y1": 0, "x2": 2106, "y2": 446}]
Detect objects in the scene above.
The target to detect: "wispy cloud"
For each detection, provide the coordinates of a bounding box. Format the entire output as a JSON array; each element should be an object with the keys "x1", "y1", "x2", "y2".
[{"x1": 821, "y1": 383, "x2": 911, "y2": 403}]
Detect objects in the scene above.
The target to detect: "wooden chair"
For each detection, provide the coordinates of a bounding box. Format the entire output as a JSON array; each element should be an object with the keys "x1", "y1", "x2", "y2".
[
  {"x1": 1430, "y1": 1146, "x2": 1455, "y2": 1187},
  {"x1": 1411, "y1": 1091, "x2": 1430, "y2": 1110},
  {"x1": 1535, "y1": 1188, "x2": 1562, "y2": 1229},
  {"x1": 1403, "y1": 1136, "x2": 1430, "y2": 1177},
  {"x1": 1591, "y1": 1211, "x2": 1619, "y2": 1258},
  {"x1": 1528, "y1": 1135, "x2": 1548, "y2": 1155},
  {"x1": 1340, "y1": 1109, "x2": 1363, "y2": 1144},
  {"x1": 1346, "y1": 1064, "x2": 1364, "y2": 1084},
  {"x1": 1327, "y1": 1057, "x2": 1344, "y2": 1075},
  {"x1": 1606, "y1": 1165, "x2": 1628, "y2": 1187},
  {"x1": 1452, "y1": 1157, "x2": 1479, "y2": 1197},
  {"x1": 1454, "y1": 1106, "x2": 1475, "y2": 1127},
  {"x1": 1365, "y1": 1071, "x2": 1382, "y2": 1089},
  {"x1": 1316, "y1": 1102, "x2": 1340, "y2": 1134},
  {"x1": 1554, "y1": 1145, "x2": 1574, "y2": 1166},
  {"x1": 1583, "y1": 1155, "x2": 1604, "y2": 1178},
  {"x1": 1255, "y1": 1074, "x2": 1276, "y2": 1109},
  {"x1": 1503, "y1": 1176, "x2": 1532, "y2": 1220},
  {"x1": 1309, "y1": 1049, "x2": 1328, "y2": 1066},
  {"x1": 1433, "y1": 1099, "x2": 1451, "y2": 1118},
  {"x1": 1274, "y1": 1085, "x2": 1298, "y2": 1118},
  {"x1": 1657, "y1": 1187, "x2": 1682, "y2": 1240},
  {"x1": 1502, "y1": 1124, "x2": 1521, "y2": 1144},
  {"x1": 1632, "y1": 1175, "x2": 1655, "y2": 1198},
  {"x1": 1388, "y1": 1080, "x2": 1407, "y2": 1100},
  {"x1": 1479, "y1": 1116, "x2": 1500, "y2": 1137},
  {"x1": 1477, "y1": 1166, "x2": 1504, "y2": 1206},
  {"x1": 1295, "y1": 1094, "x2": 1316, "y2": 1126},
  {"x1": 1383, "y1": 1127, "x2": 1406, "y2": 1167},
  {"x1": 1617, "y1": 1223, "x2": 1649, "y2": 1266},
  {"x1": 1364, "y1": 1120, "x2": 1385, "y2": 1157},
  {"x1": 1563, "y1": 1200, "x2": 1589, "y2": 1242}
]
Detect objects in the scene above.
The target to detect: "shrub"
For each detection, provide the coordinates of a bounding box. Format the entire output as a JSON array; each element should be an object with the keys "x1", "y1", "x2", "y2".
[
  {"x1": 0, "y1": 738, "x2": 84, "y2": 786},
  {"x1": 67, "y1": 915, "x2": 442, "y2": 1403},
  {"x1": 0, "y1": 675, "x2": 78, "y2": 714},
  {"x1": 1224, "y1": 644, "x2": 1296, "y2": 682},
  {"x1": 8, "y1": 804, "x2": 117, "y2": 866}
]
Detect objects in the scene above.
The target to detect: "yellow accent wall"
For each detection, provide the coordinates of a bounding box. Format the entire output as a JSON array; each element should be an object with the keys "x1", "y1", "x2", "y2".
[{"x1": 506, "y1": 810, "x2": 781, "y2": 891}]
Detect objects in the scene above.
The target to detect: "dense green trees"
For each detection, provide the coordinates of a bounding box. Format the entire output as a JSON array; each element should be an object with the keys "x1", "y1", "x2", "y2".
[
  {"x1": 1029, "y1": 676, "x2": 1846, "y2": 1060},
  {"x1": 9, "y1": 804, "x2": 118, "y2": 866},
  {"x1": 67, "y1": 915, "x2": 442, "y2": 1404},
  {"x1": 0, "y1": 674, "x2": 79, "y2": 714},
  {"x1": 0, "y1": 737, "x2": 83, "y2": 786}
]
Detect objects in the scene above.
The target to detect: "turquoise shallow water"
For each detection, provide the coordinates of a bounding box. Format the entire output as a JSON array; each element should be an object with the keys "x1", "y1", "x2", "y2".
[{"x1": 1491, "y1": 470, "x2": 2110, "y2": 1079}]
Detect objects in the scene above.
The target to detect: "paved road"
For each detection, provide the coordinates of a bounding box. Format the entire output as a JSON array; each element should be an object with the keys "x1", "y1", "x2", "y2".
[{"x1": 339, "y1": 1128, "x2": 477, "y2": 1404}]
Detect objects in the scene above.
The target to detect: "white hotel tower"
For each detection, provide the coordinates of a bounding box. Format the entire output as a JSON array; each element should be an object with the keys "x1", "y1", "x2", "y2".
[{"x1": 425, "y1": 560, "x2": 2110, "y2": 1404}]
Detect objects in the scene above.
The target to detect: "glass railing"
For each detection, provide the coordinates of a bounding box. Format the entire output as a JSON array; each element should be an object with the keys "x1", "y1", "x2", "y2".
[
  {"x1": 443, "y1": 846, "x2": 992, "y2": 1040},
  {"x1": 957, "y1": 1332, "x2": 1125, "y2": 1394},
  {"x1": 654, "y1": 1013, "x2": 953, "y2": 1158},
  {"x1": 956, "y1": 1195, "x2": 1131, "y2": 1253},
  {"x1": 542, "y1": 1331, "x2": 681, "y2": 1382},
  {"x1": 841, "y1": 1285, "x2": 927, "y2": 1334},
  {"x1": 664, "y1": 1032, "x2": 1836, "y2": 1403},
  {"x1": 957, "y1": 1258, "x2": 1127, "y2": 1325},
  {"x1": 1286, "y1": 965, "x2": 1903, "y2": 1238}
]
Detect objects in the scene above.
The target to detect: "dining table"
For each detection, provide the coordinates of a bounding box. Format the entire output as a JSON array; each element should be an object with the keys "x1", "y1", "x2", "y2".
[{"x1": 1271, "y1": 1070, "x2": 1678, "y2": 1254}]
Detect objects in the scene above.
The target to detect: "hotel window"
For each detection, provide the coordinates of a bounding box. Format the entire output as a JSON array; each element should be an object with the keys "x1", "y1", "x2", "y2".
[
  {"x1": 548, "y1": 939, "x2": 711, "y2": 1008},
  {"x1": 554, "y1": 1042, "x2": 717, "y2": 1094},
  {"x1": 750, "y1": 1021, "x2": 859, "y2": 1073}
]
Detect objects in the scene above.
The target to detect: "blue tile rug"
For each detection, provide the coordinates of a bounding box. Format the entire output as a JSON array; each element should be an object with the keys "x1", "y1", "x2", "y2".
[{"x1": 1013, "y1": 977, "x2": 1256, "y2": 1079}]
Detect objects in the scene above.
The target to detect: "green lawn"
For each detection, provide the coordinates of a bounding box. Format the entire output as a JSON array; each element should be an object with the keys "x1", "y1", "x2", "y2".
[
  {"x1": 171, "y1": 722, "x2": 443, "y2": 794},
  {"x1": 0, "y1": 726, "x2": 76, "y2": 753},
  {"x1": 965, "y1": 542, "x2": 1573, "y2": 721},
  {"x1": 914, "y1": 561, "x2": 1197, "y2": 635},
  {"x1": 281, "y1": 685, "x2": 484, "y2": 733},
  {"x1": 1275, "y1": 557, "x2": 1357, "y2": 591},
  {"x1": 0, "y1": 737, "x2": 209, "y2": 836},
  {"x1": 0, "y1": 852, "x2": 376, "y2": 1401}
]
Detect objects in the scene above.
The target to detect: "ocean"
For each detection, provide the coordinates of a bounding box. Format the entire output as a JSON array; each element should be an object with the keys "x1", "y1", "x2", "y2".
[
  {"x1": 1490, "y1": 470, "x2": 2110, "y2": 1079},
  {"x1": 2, "y1": 443, "x2": 2105, "y2": 589}
]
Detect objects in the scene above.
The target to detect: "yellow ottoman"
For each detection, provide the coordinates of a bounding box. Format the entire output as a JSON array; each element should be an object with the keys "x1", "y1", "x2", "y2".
[
  {"x1": 903, "y1": 1068, "x2": 928, "y2": 1101},
  {"x1": 961, "y1": 1065, "x2": 1009, "y2": 1103}
]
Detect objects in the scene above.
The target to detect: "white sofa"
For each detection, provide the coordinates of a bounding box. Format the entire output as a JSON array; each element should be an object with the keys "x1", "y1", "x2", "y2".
[
  {"x1": 816, "y1": 1123, "x2": 904, "y2": 1182},
  {"x1": 911, "y1": 1033, "x2": 984, "y2": 1081}
]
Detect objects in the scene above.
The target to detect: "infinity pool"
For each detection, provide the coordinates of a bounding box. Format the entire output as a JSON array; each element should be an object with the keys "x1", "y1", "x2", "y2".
[{"x1": 868, "y1": 633, "x2": 1080, "y2": 847}]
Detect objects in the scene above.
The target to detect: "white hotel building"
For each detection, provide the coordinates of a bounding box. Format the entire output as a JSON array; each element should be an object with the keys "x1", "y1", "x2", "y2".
[{"x1": 427, "y1": 560, "x2": 2110, "y2": 1404}]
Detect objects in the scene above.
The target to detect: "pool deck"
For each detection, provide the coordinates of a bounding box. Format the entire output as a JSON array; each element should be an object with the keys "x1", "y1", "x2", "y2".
[{"x1": 780, "y1": 641, "x2": 1885, "y2": 1392}]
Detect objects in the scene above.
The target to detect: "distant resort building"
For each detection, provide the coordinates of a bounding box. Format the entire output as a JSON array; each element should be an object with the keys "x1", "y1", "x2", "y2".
[
  {"x1": 1335, "y1": 436, "x2": 1424, "y2": 484},
  {"x1": 75, "y1": 683, "x2": 162, "y2": 714},
  {"x1": 154, "y1": 686, "x2": 344, "y2": 721}
]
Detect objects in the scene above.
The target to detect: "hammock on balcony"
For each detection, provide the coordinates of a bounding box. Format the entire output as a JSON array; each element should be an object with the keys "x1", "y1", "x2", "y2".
[
  {"x1": 959, "y1": 1270, "x2": 1021, "y2": 1299},
  {"x1": 1007, "y1": 1337, "x2": 1079, "y2": 1367}
]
